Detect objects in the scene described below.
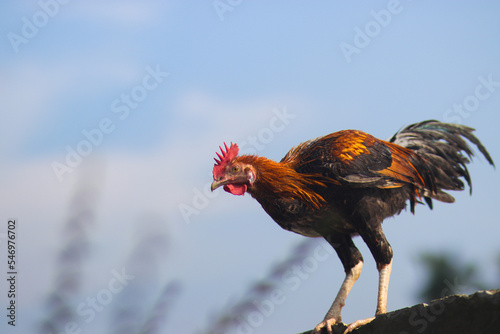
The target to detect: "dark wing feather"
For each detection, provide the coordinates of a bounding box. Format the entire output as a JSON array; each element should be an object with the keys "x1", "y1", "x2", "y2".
[
  {"x1": 282, "y1": 130, "x2": 431, "y2": 191},
  {"x1": 282, "y1": 121, "x2": 493, "y2": 212}
]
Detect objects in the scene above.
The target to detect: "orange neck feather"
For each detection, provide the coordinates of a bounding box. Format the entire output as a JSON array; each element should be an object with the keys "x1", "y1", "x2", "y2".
[{"x1": 236, "y1": 155, "x2": 326, "y2": 209}]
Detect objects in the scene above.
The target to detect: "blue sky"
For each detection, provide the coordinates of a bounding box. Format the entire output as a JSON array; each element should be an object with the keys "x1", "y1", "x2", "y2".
[{"x1": 1, "y1": 1, "x2": 499, "y2": 333}]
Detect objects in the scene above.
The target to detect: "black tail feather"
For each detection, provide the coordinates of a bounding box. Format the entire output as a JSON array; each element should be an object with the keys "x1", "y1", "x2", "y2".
[{"x1": 390, "y1": 120, "x2": 494, "y2": 207}]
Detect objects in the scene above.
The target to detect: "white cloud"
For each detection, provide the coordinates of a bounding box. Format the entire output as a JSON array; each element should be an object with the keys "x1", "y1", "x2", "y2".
[
  {"x1": 172, "y1": 90, "x2": 309, "y2": 147},
  {"x1": 0, "y1": 62, "x2": 74, "y2": 157},
  {"x1": 0, "y1": 54, "x2": 168, "y2": 159}
]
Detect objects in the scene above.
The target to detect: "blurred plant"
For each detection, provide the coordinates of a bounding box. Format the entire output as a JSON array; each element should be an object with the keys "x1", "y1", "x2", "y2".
[
  {"x1": 200, "y1": 238, "x2": 318, "y2": 334},
  {"x1": 38, "y1": 159, "x2": 103, "y2": 334},
  {"x1": 109, "y1": 213, "x2": 180, "y2": 334},
  {"x1": 38, "y1": 161, "x2": 181, "y2": 334},
  {"x1": 416, "y1": 251, "x2": 497, "y2": 303},
  {"x1": 139, "y1": 281, "x2": 182, "y2": 334}
]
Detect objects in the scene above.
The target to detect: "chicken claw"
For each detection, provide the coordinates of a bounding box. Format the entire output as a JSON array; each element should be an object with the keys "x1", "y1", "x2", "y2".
[
  {"x1": 344, "y1": 316, "x2": 375, "y2": 333},
  {"x1": 312, "y1": 317, "x2": 338, "y2": 334}
]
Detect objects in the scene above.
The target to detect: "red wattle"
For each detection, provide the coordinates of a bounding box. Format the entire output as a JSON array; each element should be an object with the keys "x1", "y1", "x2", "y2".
[{"x1": 224, "y1": 183, "x2": 247, "y2": 195}]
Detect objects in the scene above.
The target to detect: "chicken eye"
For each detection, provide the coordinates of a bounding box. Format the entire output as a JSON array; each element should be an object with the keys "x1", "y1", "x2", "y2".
[{"x1": 231, "y1": 165, "x2": 240, "y2": 173}]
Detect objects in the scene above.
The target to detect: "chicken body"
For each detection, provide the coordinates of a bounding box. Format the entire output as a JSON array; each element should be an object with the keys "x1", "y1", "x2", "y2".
[{"x1": 211, "y1": 120, "x2": 494, "y2": 333}]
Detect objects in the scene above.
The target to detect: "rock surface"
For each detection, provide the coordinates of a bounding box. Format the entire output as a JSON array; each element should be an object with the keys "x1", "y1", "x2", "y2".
[{"x1": 299, "y1": 289, "x2": 500, "y2": 334}]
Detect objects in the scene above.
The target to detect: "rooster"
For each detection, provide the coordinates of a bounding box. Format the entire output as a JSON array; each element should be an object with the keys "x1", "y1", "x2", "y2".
[{"x1": 210, "y1": 120, "x2": 494, "y2": 333}]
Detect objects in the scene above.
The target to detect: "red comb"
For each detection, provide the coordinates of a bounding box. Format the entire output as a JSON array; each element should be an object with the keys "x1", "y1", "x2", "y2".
[{"x1": 213, "y1": 142, "x2": 239, "y2": 179}]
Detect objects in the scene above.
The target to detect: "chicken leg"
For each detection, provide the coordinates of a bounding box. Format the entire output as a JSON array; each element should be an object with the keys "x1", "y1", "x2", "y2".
[
  {"x1": 344, "y1": 259, "x2": 392, "y2": 332},
  {"x1": 312, "y1": 233, "x2": 364, "y2": 333}
]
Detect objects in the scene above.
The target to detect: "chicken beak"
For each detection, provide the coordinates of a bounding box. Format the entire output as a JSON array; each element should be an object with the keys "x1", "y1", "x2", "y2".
[
  {"x1": 211, "y1": 174, "x2": 250, "y2": 192},
  {"x1": 211, "y1": 179, "x2": 225, "y2": 191}
]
